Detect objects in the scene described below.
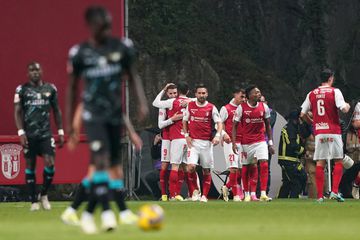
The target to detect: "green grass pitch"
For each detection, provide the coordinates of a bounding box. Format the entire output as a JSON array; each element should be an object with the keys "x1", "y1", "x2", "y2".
[{"x1": 0, "y1": 200, "x2": 359, "y2": 240}]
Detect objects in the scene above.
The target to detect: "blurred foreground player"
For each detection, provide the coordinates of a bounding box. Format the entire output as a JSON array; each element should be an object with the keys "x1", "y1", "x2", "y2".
[{"x1": 65, "y1": 6, "x2": 148, "y2": 234}]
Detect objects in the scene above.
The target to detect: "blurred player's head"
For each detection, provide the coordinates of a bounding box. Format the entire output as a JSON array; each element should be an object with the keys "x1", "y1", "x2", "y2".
[
  {"x1": 260, "y1": 95, "x2": 267, "y2": 104},
  {"x1": 165, "y1": 84, "x2": 177, "y2": 99},
  {"x1": 245, "y1": 85, "x2": 261, "y2": 102},
  {"x1": 195, "y1": 83, "x2": 208, "y2": 104},
  {"x1": 85, "y1": 6, "x2": 112, "y2": 43},
  {"x1": 320, "y1": 68, "x2": 335, "y2": 86},
  {"x1": 177, "y1": 81, "x2": 189, "y2": 95},
  {"x1": 232, "y1": 86, "x2": 246, "y2": 105},
  {"x1": 27, "y1": 61, "x2": 42, "y2": 84}
]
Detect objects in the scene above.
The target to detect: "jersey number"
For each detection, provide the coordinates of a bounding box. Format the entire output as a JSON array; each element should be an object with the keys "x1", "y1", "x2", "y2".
[{"x1": 317, "y1": 99, "x2": 325, "y2": 116}]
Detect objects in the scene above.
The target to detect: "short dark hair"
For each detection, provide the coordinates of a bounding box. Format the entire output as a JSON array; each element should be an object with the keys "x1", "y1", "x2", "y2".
[
  {"x1": 233, "y1": 86, "x2": 245, "y2": 94},
  {"x1": 85, "y1": 6, "x2": 111, "y2": 24},
  {"x1": 176, "y1": 81, "x2": 189, "y2": 95},
  {"x1": 195, "y1": 83, "x2": 207, "y2": 92},
  {"x1": 245, "y1": 85, "x2": 257, "y2": 98},
  {"x1": 320, "y1": 68, "x2": 335, "y2": 83},
  {"x1": 27, "y1": 61, "x2": 40, "y2": 69},
  {"x1": 166, "y1": 84, "x2": 177, "y2": 90}
]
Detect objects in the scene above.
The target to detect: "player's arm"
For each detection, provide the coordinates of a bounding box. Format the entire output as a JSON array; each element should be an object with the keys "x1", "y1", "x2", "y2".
[
  {"x1": 300, "y1": 93, "x2": 313, "y2": 124},
  {"x1": 158, "y1": 108, "x2": 182, "y2": 129},
  {"x1": 334, "y1": 89, "x2": 350, "y2": 113},
  {"x1": 50, "y1": 84, "x2": 64, "y2": 147},
  {"x1": 264, "y1": 103, "x2": 275, "y2": 155},
  {"x1": 14, "y1": 88, "x2": 28, "y2": 148},
  {"x1": 352, "y1": 103, "x2": 360, "y2": 129},
  {"x1": 123, "y1": 113, "x2": 143, "y2": 151},
  {"x1": 212, "y1": 106, "x2": 222, "y2": 146},
  {"x1": 123, "y1": 39, "x2": 148, "y2": 121},
  {"x1": 65, "y1": 73, "x2": 79, "y2": 137},
  {"x1": 219, "y1": 106, "x2": 230, "y2": 144},
  {"x1": 232, "y1": 105, "x2": 242, "y2": 154},
  {"x1": 182, "y1": 106, "x2": 192, "y2": 148},
  {"x1": 152, "y1": 84, "x2": 176, "y2": 109}
]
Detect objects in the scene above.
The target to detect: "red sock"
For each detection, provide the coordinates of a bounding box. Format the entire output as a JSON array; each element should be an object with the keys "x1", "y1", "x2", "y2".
[
  {"x1": 202, "y1": 173, "x2": 212, "y2": 197},
  {"x1": 242, "y1": 166, "x2": 249, "y2": 192},
  {"x1": 316, "y1": 165, "x2": 325, "y2": 199},
  {"x1": 260, "y1": 161, "x2": 269, "y2": 192},
  {"x1": 188, "y1": 171, "x2": 198, "y2": 195},
  {"x1": 332, "y1": 162, "x2": 343, "y2": 194},
  {"x1": 159, "y1": 169, "x2": 168, "y2": 195},
  {"x1": 228, "y1": 171, "x2": 237, "y2": 196},
  {"x1": 184, "y1": 172, "x2": 194, "y2": 196},
  {"x1": 177, "y1": 169, "x2": 184, "y2": 194},
  {"x1": 249, "y1": 164, "x2": 258, "y2": 193},
  {"x1": 169, "y1": 170, "x2": 178, "y2": 197},
  {"x1": 355, "y1": 172, "x2": 360, "y2": 186}
]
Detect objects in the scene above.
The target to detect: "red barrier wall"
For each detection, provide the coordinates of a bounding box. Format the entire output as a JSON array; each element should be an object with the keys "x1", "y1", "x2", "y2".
[{"x1": 0, "y1": 0, "x2": 124, "y2": 184}]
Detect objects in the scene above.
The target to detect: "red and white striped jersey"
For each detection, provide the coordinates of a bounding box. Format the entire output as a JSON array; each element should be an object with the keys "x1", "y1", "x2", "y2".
[
  {"x1": 220, "y1": 99, "x2": 242, "y2": 143},
  {"x1": 234, "y1": 101, "x2": 270, "y2": 145},
  {"x1": 183, "y1": 101, "x2": 221, "y2": 140},
  {"x1": 301, "y1": 86, "x2": 346, "y2": 135}
]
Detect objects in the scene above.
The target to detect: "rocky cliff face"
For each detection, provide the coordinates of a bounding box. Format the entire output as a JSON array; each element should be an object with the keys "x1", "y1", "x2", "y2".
[{"x1": 129, "y1": 0, "x2": 360, "y2": 127}]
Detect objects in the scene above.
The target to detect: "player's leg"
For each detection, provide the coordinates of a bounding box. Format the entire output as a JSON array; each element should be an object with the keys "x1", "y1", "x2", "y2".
[
  {"x1": 235, "y1": 143, "x2": 244, "y2": 200},
  {"x1": 160, "y1": 139, "x2": 170, "y2": 201},
  {"x1": 329, "y1": 135, "x2": 345, "y2": 202},
  {"x1": 241, "y1": 145, "x2": 251, "y2": 201},
  {"x1": 254, "y1": 142, "x2": 271, "y2": 201},
  {"x1": 352, "y1": 171, "x2": 360, "y2": 199},
  {"x1": 39, "y1": 137, "x2": 56, "y2": 210},
  {"x1": 187, "y1": 144, "x2": 201, "y2": 201},
  {"x1": 24, "y1": 140, "x2": 38, "y2": 211},
  {"x1": 169, "y1": 139, "x2": 186, "y2": 200},
  {"x1": 107, "y1": 123, "x2": 136, "y2": 225},
  {"x1": 199, "y1": 142, "x2": 214, "y2": 202},
  {"x1": 222, "y1": 142, "x2": 238, "y2": 201},
  {"x1": 314, "y1": 134, "x2": 330, "y2": 202}
]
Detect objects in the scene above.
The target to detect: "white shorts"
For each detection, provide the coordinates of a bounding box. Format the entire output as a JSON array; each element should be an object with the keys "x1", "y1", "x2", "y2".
[
  {"x1": 242, "y1": 141, "x2": 268, "y2": 165},
  {"x1": 187, "y1": 139, "x2": 214, "y2": 169},
  {"x1": 223, "y1": 142, "x2": 242, "y2": 169},
  {"x1": 314, "y1": 134, "x2": 343, "y2": 160},
  {"x1": 161, "y1": 140, "x2": 171, "y2": 162},
  {"x1": 170, "y1": 138, "x2": 187, "y2": 165}
]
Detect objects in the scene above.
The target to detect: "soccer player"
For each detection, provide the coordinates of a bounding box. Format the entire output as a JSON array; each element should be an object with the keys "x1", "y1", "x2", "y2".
[
  {"x1": 300, "y1": 68, "x2": 350, "y2": 202},
  {"x1": 65, "y1": 6, "x2": 148, "y2": 234},
  {"x1": 14, "y1": 62, "x2": 65, "y2": 211},
  {"x1": 219, "y1": 87, "x2": 246, "y2": 202},
  {"x1": 232, "y1": 85, "x2": 274, "y2": 202},
  {"x1": 183, "y1": 83, "x2": 223, "y2": 202},
  {"x1": 156, "y1": 84, "x2": 183, "y2": 201},
  {"x1": 153, "y1": 82, "x2": 192, "y2": 201},
  {"x1": 351, "y1": 101, "x2": 360, "y2": 198}
]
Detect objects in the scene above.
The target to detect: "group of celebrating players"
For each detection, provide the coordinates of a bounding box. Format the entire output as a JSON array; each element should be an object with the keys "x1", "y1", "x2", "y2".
[{"x1": 153, "y1": 66, "x2": 355, "y2": 204}]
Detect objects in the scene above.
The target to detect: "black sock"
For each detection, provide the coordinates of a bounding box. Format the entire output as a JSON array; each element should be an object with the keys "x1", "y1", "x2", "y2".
[
  {"x1": 41, "y1": 166, "x2": 54, "y2": 196},
  {"x1": 71, "y1": 179, "x2": 90, "y2": 210},
  {"x1": 109, "y1": 179, "x2": 127, "y2": 211},
  {"x1": 86, "y1": 171, "x2": 110, "y2": 213},
  {"x1": 25, "y1": 169, "x2": 36, "y2": 203}
]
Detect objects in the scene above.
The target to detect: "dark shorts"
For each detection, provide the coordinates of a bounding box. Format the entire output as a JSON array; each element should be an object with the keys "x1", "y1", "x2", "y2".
[
  {"x1": 84, "y1": 121, "x2": 123, "y2": 167},
  {"x1": 24, "y1": 137, "x2": 55, "y2": 159}
]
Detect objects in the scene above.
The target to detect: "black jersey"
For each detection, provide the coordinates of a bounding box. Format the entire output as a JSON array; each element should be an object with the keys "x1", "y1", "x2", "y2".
[
  {"x1": 14, "y1": 82, "x2": 59, "y2": 139},
  {"x1": 68, "y1": 37, "x2": 135, "y2": 123}
]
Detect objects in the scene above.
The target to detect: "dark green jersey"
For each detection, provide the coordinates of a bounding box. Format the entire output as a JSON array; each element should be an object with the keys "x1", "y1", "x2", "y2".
[
  {"x1": 15, "y1": 82, "x2": 59, "y2": 139},
  {"x1": 68, "y1": 37, "x2": 135, "y2": 123}
]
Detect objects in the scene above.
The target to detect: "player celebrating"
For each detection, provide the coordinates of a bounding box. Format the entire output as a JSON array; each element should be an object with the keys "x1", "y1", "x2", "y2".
[
  {"x1": 219, "y1": 87, "x2": 246, "y2": 202},
  {"x1": 183, "y1": 83, "x2": 222, "y2": 202},
  {"x1": 300, "y1": 68, "x2": 350, "y2": 202},
  {"x1": 232, "y1": 85, "x2": 274, "y2": 202},
  {"x1": 14, "y1": 62, "x2": 64, "y2": 211},
  {"x1": 153, "y1": 82, "x2": 192, "y2": 200},
  {"x1": 156, "y1": 84, "x2": 183, "y2": 201},
  {"x1": 66, "y1": 6, "x2": 148, "y2": 233}
]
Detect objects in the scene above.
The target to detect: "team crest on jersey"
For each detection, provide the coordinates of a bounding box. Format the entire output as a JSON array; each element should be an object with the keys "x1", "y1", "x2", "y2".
[
  {"x1": 260, "y1": 111, "x2": 264, "y2": 117},
  {"x1": 206, "y1": 111, "x2": 209, "y2": 117},
  {"x1": 44, "y1": 92, "x2": 51, "y2": 97},
  {"x1": 0, "y1": 144, "x2": 22, "y2": 180},
  {"x1": 244, "y1": 111, "x2": 251, "y2": 116},
  {"x1": 109, "y1": 52, "x2": 121, "y2": 62}
]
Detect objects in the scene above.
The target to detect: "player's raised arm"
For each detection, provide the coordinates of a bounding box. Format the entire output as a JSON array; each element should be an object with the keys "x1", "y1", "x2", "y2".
[
  {"x1": 152, "y1": 83, "x2": 176, "y2": 109},
  {"x1": 334, "y1": 88, "x2": 350, "y2": 113}
]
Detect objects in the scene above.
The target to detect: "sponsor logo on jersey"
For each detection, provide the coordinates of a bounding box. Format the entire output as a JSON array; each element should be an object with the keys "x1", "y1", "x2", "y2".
[
  {"x1": 0, "y1": 144, "x2": 22, "y2": 180},
  {"x1": 315, "y1": 122, "x2": 330, "y2": 130},
  {"x1": 245, "y1": 118, "x2": 251, "y2": 123}
]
